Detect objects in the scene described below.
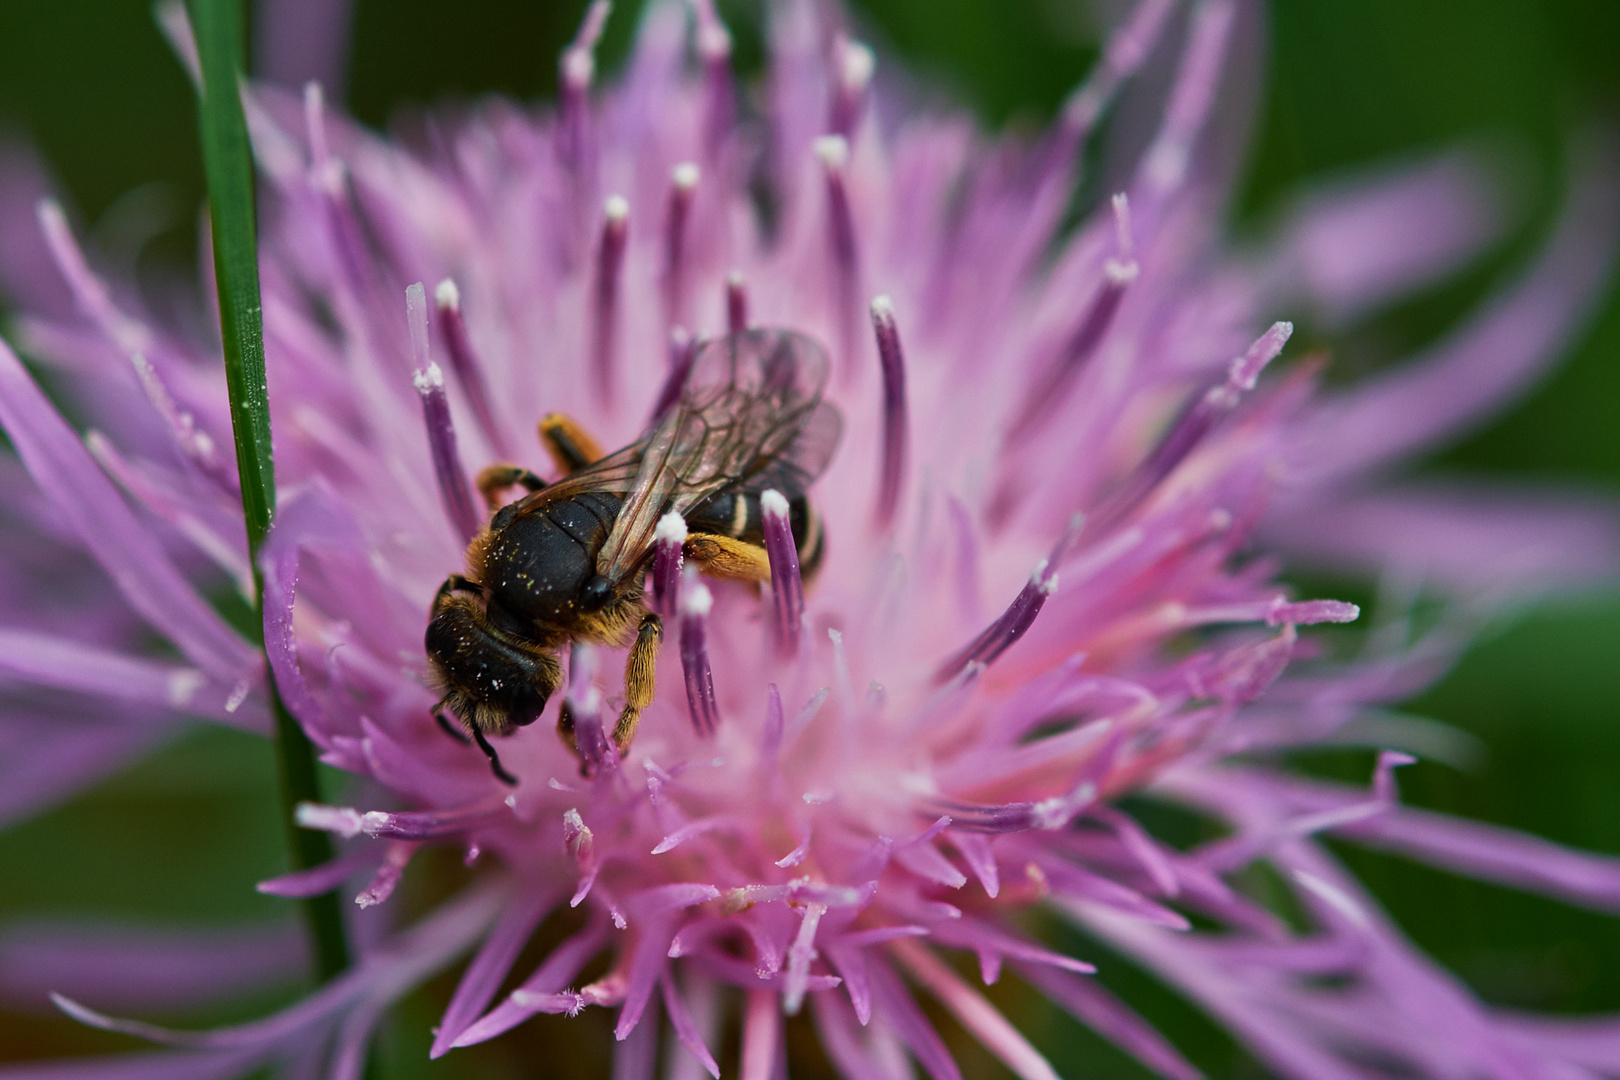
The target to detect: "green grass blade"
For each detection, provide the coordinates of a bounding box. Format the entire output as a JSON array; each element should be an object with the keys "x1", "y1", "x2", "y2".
[{"x1": 183, "y1": 0, "x2": 351, "y2": 983}]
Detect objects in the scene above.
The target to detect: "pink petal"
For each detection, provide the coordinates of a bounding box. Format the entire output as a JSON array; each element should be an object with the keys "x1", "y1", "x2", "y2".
[
  {"x1": 430, "y1": 884, "x2": 559, "y2": 1057},
  {"x1": 1275, "y1": 146, "x2": 1509, "y2": 325},
  {"x1": 1293, "y1": 137, "x2": 1620, "y2": 488},
  {"x1": 660, "y1": 971, "x2": 720, "y2": 1079},
  {"x1": 0, "y1": 921, "x2": 304, "y2": 1015},
  {"x1": 0, "y1": 337, "x2": 252, "y2": 680},
  {"x1": 1015, "y1": 963, "x2": 1202, "y2": 1080},
  {"x1": 864, "y1": 959, "x2": 962, "y2": 1080}
]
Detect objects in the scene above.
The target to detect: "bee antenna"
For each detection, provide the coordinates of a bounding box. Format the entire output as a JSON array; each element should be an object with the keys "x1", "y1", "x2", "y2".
[
  {"x1": 433, "y1": 710, "x2": 471, "y2": 745},
  {"x1": 470, "y1": 725, "x2": 519, "y2": 786}
]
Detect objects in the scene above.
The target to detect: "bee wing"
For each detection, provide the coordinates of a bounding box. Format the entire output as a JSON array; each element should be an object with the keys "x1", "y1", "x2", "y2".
[
  {"x1": 487, "y1": 440, "x2": 647, "y2": 531},
  {"x1": 710, "y1": 399, "x2": 842, "y2": 503},
  {"x1": 596, "y1": 329, "x2": 838, "y2": 583}
]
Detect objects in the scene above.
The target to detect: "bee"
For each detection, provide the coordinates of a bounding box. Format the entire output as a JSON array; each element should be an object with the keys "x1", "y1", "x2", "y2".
[{"x1": 426, "y1": 328, "x2": 842, "y2": 783}]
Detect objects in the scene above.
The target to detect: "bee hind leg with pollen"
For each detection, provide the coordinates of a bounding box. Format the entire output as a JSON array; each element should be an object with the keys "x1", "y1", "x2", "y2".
[{"x1": 539, "y1": 411, "x2": 603, "y2": 476}]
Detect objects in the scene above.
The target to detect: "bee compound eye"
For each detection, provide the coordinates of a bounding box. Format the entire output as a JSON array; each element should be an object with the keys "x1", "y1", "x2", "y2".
[
  {"x1": 509, "y1": 686, "x2": 547, "y2": 727},
  {"x1": 580, "y1": 574, "x2": 613, "y2": 612}
]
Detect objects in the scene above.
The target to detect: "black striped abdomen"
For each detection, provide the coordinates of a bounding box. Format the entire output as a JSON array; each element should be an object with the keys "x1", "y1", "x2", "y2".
[{"x1": 686, "y1": 491, "x2": 825, "y2": 578}]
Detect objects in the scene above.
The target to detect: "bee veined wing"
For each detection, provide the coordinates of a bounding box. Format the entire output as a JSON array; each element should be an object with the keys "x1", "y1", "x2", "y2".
[{"x1": 596, "y1": 328, "x2": 839, "y2": 584}]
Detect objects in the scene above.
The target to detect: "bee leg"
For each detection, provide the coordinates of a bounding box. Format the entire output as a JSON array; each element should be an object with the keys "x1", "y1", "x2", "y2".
[
  {"x1": 539, "y1": 412, "x2": 605, "y2": 476},
  {"x1": 433, "y1": 574, "x2": 483, "y2": 612},
  {"x1": 612, "y1": 613, "x2": 665, "y2": 754},
  {"x1": 469, "y1": 724, "x2": 519, "y2": 786},
  {"x1": 475, "y1": 464, "x2": 545, "y2": 511},
  {"x1": 684, "y1": 533, "x2": 772, "y2": 582},
  {"x1": 434, "y1": 709, "x2": 471, "y2": 745}
]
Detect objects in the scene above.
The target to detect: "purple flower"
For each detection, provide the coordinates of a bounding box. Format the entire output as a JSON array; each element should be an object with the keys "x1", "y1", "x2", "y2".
[{"x1": 4, "y1": 1, "x2": 1620, "y2": 1077}]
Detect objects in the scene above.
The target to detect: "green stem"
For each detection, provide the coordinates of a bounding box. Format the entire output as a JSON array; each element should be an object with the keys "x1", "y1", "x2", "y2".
[{"x1": 185, "y1": 0, "x2": 351, "y2": 983}]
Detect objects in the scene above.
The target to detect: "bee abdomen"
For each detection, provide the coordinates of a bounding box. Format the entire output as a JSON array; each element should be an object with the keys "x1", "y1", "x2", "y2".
[{"x1": 687, "y1": 491, "x2": 824, "y2": 578}]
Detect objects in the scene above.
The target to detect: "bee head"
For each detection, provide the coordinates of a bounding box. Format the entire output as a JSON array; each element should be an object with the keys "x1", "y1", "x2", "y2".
[{"x1": 425, "y1": 594, "x2": 559, "y2": 736}]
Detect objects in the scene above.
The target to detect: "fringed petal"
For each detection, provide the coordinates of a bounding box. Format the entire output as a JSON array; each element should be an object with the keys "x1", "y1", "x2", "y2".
[
  {"x1": 1293, "y1": 135, "x2": 1620, "y2": 489},
  {"x1": 0, "y1": 337, "x2": 252, "y2": 680}
]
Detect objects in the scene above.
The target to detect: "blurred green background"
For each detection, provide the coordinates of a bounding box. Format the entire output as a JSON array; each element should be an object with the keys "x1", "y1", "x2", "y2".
[{"x1": 0, "y1": 0, "x2": 1617, "y2": 1076}]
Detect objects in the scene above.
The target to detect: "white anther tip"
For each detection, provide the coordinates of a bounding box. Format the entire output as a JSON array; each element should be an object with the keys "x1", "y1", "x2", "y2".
[
  {"x1": 869, "y1": 294, "x2": 894, "y2": 319},
  {"x1": 681, "y1": 579, "x2": 714, "y2": 617},
  {"x1": 1104, "y1": 259, "x2": 1139, "y2": 285},
  {"x1": 37, "y1": 198, "x2": 66, "y2": 231},
  {"x1": 434, "y1": 278, "x2": 460, "y2": 310},
  {"x1": 813, "y1": 135, "x2": 849, "y2": 170},
  {"x1": 655, "y1": 511, "x2": 688, "y2": 544},
  {"x1": 562, "y1": 48, "x2": 594, "y2": 88},
  {"x1": 412, "y1": 362, "x2": 445, "y2": 393},
  {"x1": 603, "y1": 194, "x2": 630, "y2": 223},
  {"x1": 699, "y1": 23, "x2": 732, "y2": 60},
  {"x1": 672, "y1": 162, "x2": 700, "y2": 190},
  {"x1": 295, "y1": 803, "x2": 363, "y2": 838},
  {"x1": 726, "y1": 269, "x2": 745, "y2": 287},
  {"x1": 1110, "y1": 193, "x2": 1135, "y2": 258},
  {"x1": 761, "y1": 488, "x2": 791, "y2": 519},
  {"x1": 841, "y1": 41, "x2": 875, "y2": 89},
  {"x1": 166, "y1": 669, "x2": 204, "y2": 707}
]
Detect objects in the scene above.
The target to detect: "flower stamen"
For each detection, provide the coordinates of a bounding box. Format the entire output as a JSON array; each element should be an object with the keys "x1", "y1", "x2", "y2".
[
  {"x1": 1062, "y1": 0, "x2": 1176, "y2": 137},
  {"x1": 295, "y1": 800, "x2": 514, "y2": 839},
  {"x1": 1009, "y1": 193, "x2": 1137, "y2": 439},
  {"x1": 938, "y1": 515, "x2": 1082, "y2": 681},
  {"x1": 938, "y1": 561, "x2": 1058, "y2": 682},
  {"x1": 650, "y1": 326, "x2": 697, "y2": 423},
  {"x1": 355, "y1": 840, "x2": 417, "y2": 908},
  {"x1": 566, "y1": 642, "x2": 615, "y2": 775},
  {"x1": 558, "y1": 0, "x2": 609, "y2": 173},
  {"x1": 664, "y1": 162, "x2": 700, "y2": 330},
  {"x1": 759, "y1": 684, "x2": 786, "y2": 798},
  {"x1": 303, "y1": 84, "x2": 373, "y2": 292},
  {"x1": 829, "y1": 38, "x2": 875, "y2": 141},
  {"x1": 815, "y1": 135, "x2": 859, "y2": 372},
  {"x1": 591, "y1": 195, "x2": 630, "y2": 405},
  {"x1": 408, "y1": 283, "x2": 478, "y2": 543},
  {"x1": 726, "y1": 269, "x2": 749, "y2": 334},
  {"x1": 1095, "y1": 320, "x2": 1292, "y2": 529},
  {"x1": 563, "y1": 807, "x2": 599, "y2": 907},
  {"x1": 762, "y1": 489, "x2": 803, "y2": 655},
  {"x1": 680, "y1": 572, "x2": 720, "y2": 736},
  {"x1": 652, "y1": 511, "x2": 687, "y2": 617},
  {"x1": 870, "y1": 294, "x2": 910, "y2": 528},
  {"x1": 434, "y1": 278, "x2": 507, "y2": 456},
  {"x1": 692, "y1": 0, "x2": 735, "y2": 158},
  {"x1": 129, "y1": 352, "x2": 234, "y2": 494}
]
